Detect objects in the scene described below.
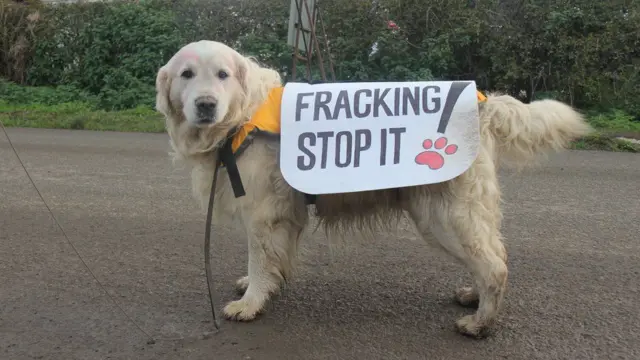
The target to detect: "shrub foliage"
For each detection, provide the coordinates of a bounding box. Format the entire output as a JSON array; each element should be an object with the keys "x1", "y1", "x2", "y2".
[{"x1": 0, "y1": 0, "x2": 638, "y2": 118}]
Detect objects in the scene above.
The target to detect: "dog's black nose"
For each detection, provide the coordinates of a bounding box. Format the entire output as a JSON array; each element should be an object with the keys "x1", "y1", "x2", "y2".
[{"x1": 195, "y1": 97, "x2": 217, "y2": 117}]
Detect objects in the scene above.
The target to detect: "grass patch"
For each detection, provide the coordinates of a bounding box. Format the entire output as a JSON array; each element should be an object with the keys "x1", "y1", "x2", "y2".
[
  {"x1": 1, "y1": 95, "x2": 639, "y2": 153},
  {"x1": 571, "y1": 133, "x2": 639, "y2": 152},
  {"x1": 0, "y1": 101, "x2": 164, "y2": 133},
  {"x1": 585, "y1": 109, "x2": 640, "y2": 133},
  {"x1": 571, "y1": 109, "x2": 640, "y2": 152}
]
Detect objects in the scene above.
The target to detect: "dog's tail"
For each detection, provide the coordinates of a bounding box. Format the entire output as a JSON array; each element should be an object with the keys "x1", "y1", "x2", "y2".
[{"x1": 482, "y1": 94, "x2": 592, "y2": 166}]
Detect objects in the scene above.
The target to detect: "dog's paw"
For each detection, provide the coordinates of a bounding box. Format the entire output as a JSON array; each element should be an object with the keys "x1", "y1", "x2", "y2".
[
  {"x1": 235, "y1": 276, "x2": 250, "y2": 295},
  {"x1": 455, "y1": 286, "x2": 479, "y2": 308},
  {"x1": 223, "y1": 298, "x2": 263, "y2": 322},
  {"x1": 455, "y1": 315, "x2": 491, "y2": 339}
]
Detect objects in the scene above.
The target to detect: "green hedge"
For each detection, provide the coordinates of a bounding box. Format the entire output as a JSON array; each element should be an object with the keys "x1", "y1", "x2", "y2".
[{"x1": 1, "y1": 0, "x2": 639, "y2": 119}]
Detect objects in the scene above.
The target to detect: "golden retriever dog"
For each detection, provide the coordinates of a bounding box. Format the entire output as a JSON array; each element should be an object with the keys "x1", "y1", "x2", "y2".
[{"x1": 154, "y1": 40, "x2": 591, "y2": 338}]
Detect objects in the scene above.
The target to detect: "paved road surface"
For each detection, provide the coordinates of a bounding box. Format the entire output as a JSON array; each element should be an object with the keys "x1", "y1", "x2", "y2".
[{"x1": 1, "y1": 128, "x2": 639, "y2": 360}]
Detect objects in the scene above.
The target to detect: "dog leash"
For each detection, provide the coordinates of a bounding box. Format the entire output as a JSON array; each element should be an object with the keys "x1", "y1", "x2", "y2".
[
  {"x1": 204, "y1": 154, "x2": 222, "y2": 330},
  {"x1": 0, "y1": 121, "x2": 158, "y2": 344},
  {"x1": 203, "y1": 128, "x2": 246, "y2": 330},
  {"x1": 1, "y1": 120, "x2": 244, "y2": 337}
]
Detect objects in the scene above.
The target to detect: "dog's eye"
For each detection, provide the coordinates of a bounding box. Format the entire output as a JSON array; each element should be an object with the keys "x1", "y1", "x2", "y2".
[
  {"x1": 181, "y1": 69, "x2": 194, "y2": 79},
  {"x1": 217, "y1": 70, "x2": 228, "y2": 80}
]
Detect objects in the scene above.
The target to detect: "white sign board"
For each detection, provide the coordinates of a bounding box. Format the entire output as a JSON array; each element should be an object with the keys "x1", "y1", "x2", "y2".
[{"x1": 279, "y1": 81, "x2": 481, "y2": 195}]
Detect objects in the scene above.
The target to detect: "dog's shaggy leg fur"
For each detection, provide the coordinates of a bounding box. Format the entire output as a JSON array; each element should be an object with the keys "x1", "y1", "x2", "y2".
[
  {"x1": 234, "y1": 275, "x2": 250, "y2": 295},
  {"x1": 221, "y1": 141, "x2": 309, "y2": 321},
  {"x1": 223, "y1": 214, "x2": 305, "y2": 321},
  {"x1": 408, "y1": 146, "x2": 507, "y2": 338},
  {"x1": 410, "y1": 197, "x2": 508, "y2": 338}
]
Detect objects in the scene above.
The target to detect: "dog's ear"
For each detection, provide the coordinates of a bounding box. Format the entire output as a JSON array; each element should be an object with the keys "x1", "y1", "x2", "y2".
[
  {"x1": 236, "y1": 55, "x2": 282, "y2": 105},
  {"x1": 236, "y1": 56, "x2": 253, "y2": 95},
  {"x1": 155, "y1": 65, "x2": 172, "y2": 115}
]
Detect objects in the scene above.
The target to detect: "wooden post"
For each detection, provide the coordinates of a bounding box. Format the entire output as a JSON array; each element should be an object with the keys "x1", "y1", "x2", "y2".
[{"x1": 287, "y1": 0, "x2": 336, "y2": 83}]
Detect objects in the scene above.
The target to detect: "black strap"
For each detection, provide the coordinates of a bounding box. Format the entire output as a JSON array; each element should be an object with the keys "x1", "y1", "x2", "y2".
[
  {"x1": 220, "y1": 78, "x2": 324, "y2": 202},
  {"x1": 219, "y1": 131, "x2": 246, "y2": 198}
]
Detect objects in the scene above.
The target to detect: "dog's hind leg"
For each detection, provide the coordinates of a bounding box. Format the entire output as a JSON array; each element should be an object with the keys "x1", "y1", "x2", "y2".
[
  {"x1": 413, "y1": 214, "x2": 480, "y2": 308},
  {"x1": 408, "y1": 193, "x2": 508, "y2": 338},
  {"x1": 453, "y1": 241, "x2": 507, "y2": 309},
  {"x1": 408, "y1": 196, "x2": 478, "y2": 307}
]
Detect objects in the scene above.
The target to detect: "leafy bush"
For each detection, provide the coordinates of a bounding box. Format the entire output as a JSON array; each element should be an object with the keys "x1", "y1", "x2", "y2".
[
  {"x1": 0, "y1": 78, "x2": 96, "y2": 106},
  {"x1": 0, "y1": 0, "x2": 638, "y2": 122},
  {"x1": 25, "y1": 0, "x2": 182, "y2": 110},
  {"x1": 95, "y1": 68, "x2": 156, "y2": 110}
]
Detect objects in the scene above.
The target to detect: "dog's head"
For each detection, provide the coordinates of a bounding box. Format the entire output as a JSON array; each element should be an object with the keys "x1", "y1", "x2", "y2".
[{"x1": 155, "y1": 40, "x2": 281, "y2": 132}]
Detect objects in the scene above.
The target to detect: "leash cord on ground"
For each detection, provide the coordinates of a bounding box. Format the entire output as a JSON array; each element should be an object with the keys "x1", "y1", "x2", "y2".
[
  {"x1": 0, "y1": 121, "x2": 156, "y2": 344},
  {"x1": 204, "y1": 156, "x2": 222, "y2": 330}
]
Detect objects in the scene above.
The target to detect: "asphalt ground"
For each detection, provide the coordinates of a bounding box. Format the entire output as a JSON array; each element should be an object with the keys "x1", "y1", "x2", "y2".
[{"x1": 1, "y1": 128, "x2": 639, "y2": 360}]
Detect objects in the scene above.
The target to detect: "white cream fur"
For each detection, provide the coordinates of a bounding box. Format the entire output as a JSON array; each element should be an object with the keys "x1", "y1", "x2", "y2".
[{"x1": 155, "y1": 40, "x2": 592, "y2": 338}]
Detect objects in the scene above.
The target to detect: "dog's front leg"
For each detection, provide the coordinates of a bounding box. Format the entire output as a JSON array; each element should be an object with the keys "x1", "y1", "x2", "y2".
[{"x1": 223, "y1": 217, "x2": 302, "y2": 321}]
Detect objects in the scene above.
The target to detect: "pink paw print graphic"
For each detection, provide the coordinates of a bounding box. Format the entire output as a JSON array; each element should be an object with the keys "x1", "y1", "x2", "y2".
[{"x1": 414, "y1": 137, "x2": 458, "y2": 170}]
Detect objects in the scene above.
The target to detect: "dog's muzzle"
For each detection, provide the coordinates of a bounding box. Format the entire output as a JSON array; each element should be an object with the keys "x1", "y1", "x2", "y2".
[{"x1": 195, "y1": 96, "x2": 217, "y2": 124}]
